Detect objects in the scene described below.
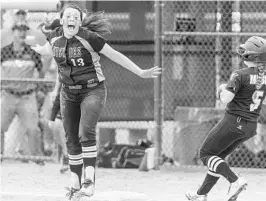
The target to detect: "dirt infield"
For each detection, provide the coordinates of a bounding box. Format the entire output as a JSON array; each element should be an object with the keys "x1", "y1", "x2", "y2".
[{"x1": 1, "y1": 161, "x2": 266, "y2": 201}]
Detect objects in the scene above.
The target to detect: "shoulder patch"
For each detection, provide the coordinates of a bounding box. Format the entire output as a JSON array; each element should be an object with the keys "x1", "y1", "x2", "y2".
[{"x1": 230, "y1": 72, "x2": 239, "y2": 81}]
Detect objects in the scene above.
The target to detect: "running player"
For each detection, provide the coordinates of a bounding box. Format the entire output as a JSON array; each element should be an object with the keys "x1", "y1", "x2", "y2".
[{"x1": 186, "y1": 36, "x2": 266, "y2": 201}]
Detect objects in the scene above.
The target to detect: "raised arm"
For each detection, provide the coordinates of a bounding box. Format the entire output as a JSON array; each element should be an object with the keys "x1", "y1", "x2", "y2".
[
  {"x1": 31, "y1": 42, "x2": 53, "y2": 57},
  {"x1": 100, "y1": 43, "x2": 161, "y2": 79}
]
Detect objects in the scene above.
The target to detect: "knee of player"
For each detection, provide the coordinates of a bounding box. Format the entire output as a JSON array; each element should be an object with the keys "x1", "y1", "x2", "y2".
[
  {"x1": 199, "y1": 149, "x2": 208, "y2": 165},
  {"x1": 81, "y1": 126, "x2": 96, "y2": 135},
  {"x1": 79, "y1": 128, "x2": 96, "y2": 141},
  {"x1": 66, "y1": 143, "x2": 82, "y2": 155},
  {"x1": 80, "y1": 138, "x2": 96, "y2": 147},
  {"x1": 67, "y1": 149, "x2": 82, "y2": 156},
  {"x1": 66, "y1": 138, "x2": 81, "y2": 147}
]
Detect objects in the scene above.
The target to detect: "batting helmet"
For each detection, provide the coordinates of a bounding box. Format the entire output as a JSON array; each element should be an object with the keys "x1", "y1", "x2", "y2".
[{"x1": 237, "y1": 36, "x2": 266, "y2": 63}]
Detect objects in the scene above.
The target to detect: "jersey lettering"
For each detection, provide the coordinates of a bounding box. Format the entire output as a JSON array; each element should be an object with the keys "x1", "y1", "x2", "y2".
[
  {"x1": 53, "y1": 46, "x2": 66, "y2": 58},
  {"x1": 250, "y1": 75, "x2": 266, "y2": 85},
  {"x1": 69, "y1": 47, "x2": 82, "y2": 58}
]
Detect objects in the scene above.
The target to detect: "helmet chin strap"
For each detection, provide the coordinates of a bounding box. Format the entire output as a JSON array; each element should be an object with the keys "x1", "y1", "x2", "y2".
[
  {"x1": 244, "y1": 61, "x2": 257, "y2": 67},
  {"x1": 244, "y1": 61, "x2": 266, "y2": 72}
]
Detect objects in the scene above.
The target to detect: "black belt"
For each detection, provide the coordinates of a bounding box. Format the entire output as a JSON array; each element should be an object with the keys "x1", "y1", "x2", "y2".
[
  {"x1": 62, "y1": 82, "x2": 103, "y2": 90},
  {"x1": 6, "y1": 89, "x2": 35, "y2": 96}
]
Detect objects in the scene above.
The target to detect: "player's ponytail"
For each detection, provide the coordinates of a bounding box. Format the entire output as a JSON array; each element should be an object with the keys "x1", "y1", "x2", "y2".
[
  {"x1": 255, "y1": 65, "x2": 266, "y2": 90},
  {"x1": 82, "y1": 11, "x2": 111, "y2": 36}
]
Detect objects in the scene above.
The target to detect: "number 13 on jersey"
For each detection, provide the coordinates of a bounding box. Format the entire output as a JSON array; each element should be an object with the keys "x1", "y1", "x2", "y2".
[
  {"x1": 250, "y1": 90, "x2": 265, "y2": 111},
  {"x1": 71, "y1": 58, "x2": 85, "y2": 67}
]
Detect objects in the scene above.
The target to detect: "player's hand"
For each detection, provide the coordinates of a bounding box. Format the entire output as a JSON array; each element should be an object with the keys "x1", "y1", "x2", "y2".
[
  {"x1": 30, "y1": 44, "x2": 44, "y2": 54},
  {"x1": 139, "y1": 66, "x2": 161, "y2": 79},
  {"x1": 216, "y1": 83, "x2": 227, "y2": 100},
  {"x1": 25, "y1": 35, "x2": 36, "y2": 46}
]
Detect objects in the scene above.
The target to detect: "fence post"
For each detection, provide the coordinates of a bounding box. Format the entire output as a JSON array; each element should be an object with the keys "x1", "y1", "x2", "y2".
[{"x1": 154, "y1": 0, "x2": 163, "y2": 170}]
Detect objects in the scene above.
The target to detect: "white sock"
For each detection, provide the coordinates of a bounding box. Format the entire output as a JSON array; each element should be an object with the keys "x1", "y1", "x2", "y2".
[
  {"x1": 70, "y1": 172, "x2": 80, "y2": 189},
  {"x1": 85, "y1": 166, "x2": 95, "y2": 182}
]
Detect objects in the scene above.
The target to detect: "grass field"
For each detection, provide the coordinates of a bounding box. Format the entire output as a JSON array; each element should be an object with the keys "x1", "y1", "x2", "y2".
[{"x1": 1, "y1": 160, "x2": 266, "y2": 201}]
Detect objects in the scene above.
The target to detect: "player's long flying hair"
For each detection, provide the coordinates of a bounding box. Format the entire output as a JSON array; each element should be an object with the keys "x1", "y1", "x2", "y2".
[
  {"x1": 256, "y1": 64, "x2": 266, "y2": 90},
  {"x1": 82, "y1": 11, "x2": 111, "y2": 36},
  {"x1": 60, "y1": 4, "x2": 111, "y2": 36}
]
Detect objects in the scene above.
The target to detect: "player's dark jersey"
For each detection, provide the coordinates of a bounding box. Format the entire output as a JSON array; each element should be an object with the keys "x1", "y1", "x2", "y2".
[
  {"x1": 225, "y1": 66, "x2": 266, "y2": 122},
  {"x1": 46, "y1": 27, "x2": 106, "y2": 85}
]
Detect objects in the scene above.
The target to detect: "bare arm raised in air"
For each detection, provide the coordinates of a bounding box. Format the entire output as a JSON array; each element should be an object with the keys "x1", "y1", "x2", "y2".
[
  {"x1": 100, "y1": 43, "x2": 161, "y2": 78},
  {"x1": 31, "y1": 42, "x2": 53, "y2": 57},
  {"x1": 32, "y1": 42, "x2": 161, "y2": 79}
]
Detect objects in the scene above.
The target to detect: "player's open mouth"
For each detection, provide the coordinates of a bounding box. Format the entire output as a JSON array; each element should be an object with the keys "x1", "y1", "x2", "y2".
[{"x1": 68, "y1": 25, "x2": 75, "y2": 31}]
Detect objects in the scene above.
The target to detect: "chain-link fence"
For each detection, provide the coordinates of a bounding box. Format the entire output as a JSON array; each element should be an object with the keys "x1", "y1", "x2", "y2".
[
  {"x1": 162, "y1": 0, "x2": 266, "y2": 168},
  {"x1": 0, "y1": 2, "x2": 156, "y2": 163},
  {"x1": 1, "y1": 1, "x2": 266, "y2": 169}
]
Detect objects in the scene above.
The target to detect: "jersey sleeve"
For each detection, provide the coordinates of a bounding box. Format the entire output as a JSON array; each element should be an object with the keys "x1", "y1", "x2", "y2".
[
  {"x1": 46, "y1": 32, "x2": 52, "y2": 44},
  {"x1": 45, "y1": 19, "x2": 61, "y2": 31},
  {"x1": 46, "y1": 29, "x2": 58, "y2": 44},
  {"x1": 86, "y1": 31, "x2": 106, "y2": 52},
  {"x1": 225, "y1": 71, "x2": 242, "y2": 94}
]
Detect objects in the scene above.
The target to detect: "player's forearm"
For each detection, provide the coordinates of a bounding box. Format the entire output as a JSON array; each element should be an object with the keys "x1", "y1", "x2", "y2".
[
  {"x1": 54, "y1": 73, "x2": 62, "y2": 93},
  {"x1": 106, "y1": 50, "x2": 142, "y2": 76},
  {"x1": 50, "y1": 94, "x2": 60, "y2": 121}
]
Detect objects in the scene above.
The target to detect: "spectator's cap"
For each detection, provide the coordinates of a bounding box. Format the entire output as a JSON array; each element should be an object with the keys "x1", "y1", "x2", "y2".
[
  {"x1": 13, "y1": 9, "x2": 28, "y2": 15},
  {"x1": 12, "y1": 22, "x2": 30, "y2": 31}
]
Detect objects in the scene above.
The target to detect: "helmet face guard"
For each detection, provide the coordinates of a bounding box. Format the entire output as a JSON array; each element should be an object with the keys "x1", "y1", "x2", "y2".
[{"x1": 237, "y1": 43, "x2": 266, "y2": 63}]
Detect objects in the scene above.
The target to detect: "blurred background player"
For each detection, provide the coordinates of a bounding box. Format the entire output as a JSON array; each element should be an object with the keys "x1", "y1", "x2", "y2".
[
  {"x1": 1, "y1": 22, "x2": 45, "y2": 165},
  {"x1": 1, "y1": 9, "x2": 52, "y2": 162},
  {"x1": 186, "y1": 36, "x2": 266, "y2": 201}
]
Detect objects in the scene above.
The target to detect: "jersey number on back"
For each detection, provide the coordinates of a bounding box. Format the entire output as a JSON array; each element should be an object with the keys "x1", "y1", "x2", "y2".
[{"x1": 250, "y1": 90, "x2": 264, "y2": 111}]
